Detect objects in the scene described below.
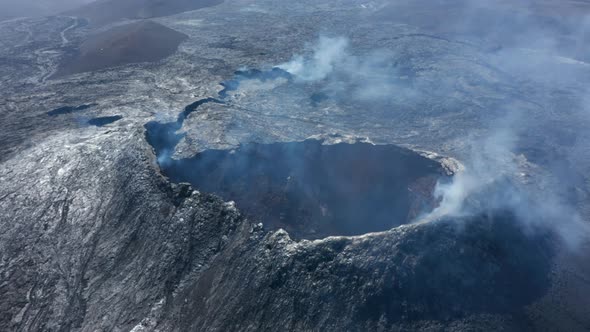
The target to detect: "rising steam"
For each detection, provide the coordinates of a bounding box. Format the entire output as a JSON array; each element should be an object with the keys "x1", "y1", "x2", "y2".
[
  {"x1": 278, "y1": 36, "x2": 349, "y2": 81},
  {"x1": 277, "y1": 36, "x2": 407, "y2": 101}
]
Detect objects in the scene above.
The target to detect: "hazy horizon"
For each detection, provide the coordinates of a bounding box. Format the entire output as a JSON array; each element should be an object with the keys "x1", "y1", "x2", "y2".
[{"x1": 0, "y1": 0, "x2": 94, "y2": 19}]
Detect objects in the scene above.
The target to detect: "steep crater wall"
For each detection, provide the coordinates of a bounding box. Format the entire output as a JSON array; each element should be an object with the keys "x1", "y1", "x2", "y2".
[{"x1": 158, "y1": 211, "x2": 556, "y2": 331}]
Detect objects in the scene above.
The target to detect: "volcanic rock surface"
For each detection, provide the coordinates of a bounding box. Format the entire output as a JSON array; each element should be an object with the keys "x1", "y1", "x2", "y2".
[
  {"x1": 1, "y1": 0, "x2": 590, "y2": 331},
  {"x1": 155, "y1": 212, "x2": 555, "y2": 331}
]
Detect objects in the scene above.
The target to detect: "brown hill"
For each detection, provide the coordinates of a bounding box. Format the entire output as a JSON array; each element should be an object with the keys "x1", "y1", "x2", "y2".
[
  {"x1": 67, "y1": 0, "x2": 223, "y2": 26},
  {"x1": 54, "y1": 20, "x2": 188, "y2": 77}
]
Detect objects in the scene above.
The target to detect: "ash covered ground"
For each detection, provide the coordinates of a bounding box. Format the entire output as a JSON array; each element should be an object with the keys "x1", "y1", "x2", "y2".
[{"x1": 1, "y1": 0, "x2": 590, "y2": 331}]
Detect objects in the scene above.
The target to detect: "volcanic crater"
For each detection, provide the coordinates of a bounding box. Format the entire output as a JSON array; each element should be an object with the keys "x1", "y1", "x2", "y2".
[
  {"x1": 155, "y1": 139, "x2": 447, "y2": 239},
  {"x1": 145, "y1": 69, "x2": 449, "y2": 240}
]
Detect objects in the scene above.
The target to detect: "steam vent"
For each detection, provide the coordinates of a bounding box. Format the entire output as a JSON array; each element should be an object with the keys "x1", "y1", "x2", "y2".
[{"x1": 156, "y1": 140, "x2": 446, "y2": 239}]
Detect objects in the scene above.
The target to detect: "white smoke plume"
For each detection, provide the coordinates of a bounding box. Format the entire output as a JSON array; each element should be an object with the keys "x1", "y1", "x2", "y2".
[
  {"x1": 423, "y1": 119, "x2": 518, "y2": 222},
  {"x1": 419, "y1": 115, "x2": 589, "y2": 249},
  {"x1": 278, "y1": 35, "x2": 408, "y2": 102},
  {"x1": 278, "y1": 36, "x2": 349, "y2": 81}
]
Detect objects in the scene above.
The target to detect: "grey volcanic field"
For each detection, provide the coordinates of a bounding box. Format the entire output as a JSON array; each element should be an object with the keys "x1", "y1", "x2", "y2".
[{"x1": 1, "y1": 0, "x2": 590, "y2": 331}]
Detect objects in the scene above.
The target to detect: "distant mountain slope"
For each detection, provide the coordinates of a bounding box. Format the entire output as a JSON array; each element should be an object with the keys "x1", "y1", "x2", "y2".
[
  {"x1": 0, "y1": 0, "x2": 93, "y2": 19},
  {"x1": 54, "y1": 20, "x2": 188, "y2": 77},
  {"x1": 66, "y1": 0, "x2": 223, "y2": 26}
]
